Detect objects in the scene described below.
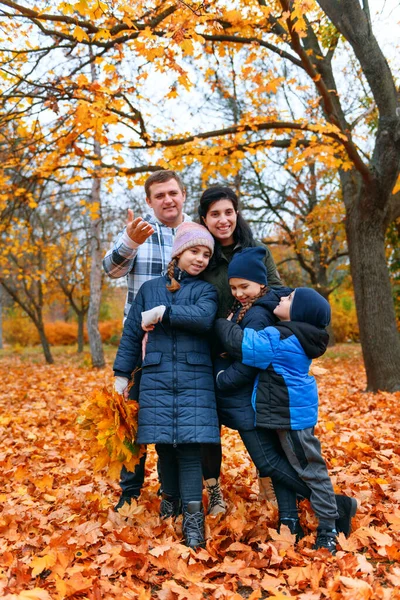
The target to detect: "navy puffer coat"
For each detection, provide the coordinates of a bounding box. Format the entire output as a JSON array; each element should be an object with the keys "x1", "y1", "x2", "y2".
[
  {"x1": 215, "y1": 287, "x2": 293, "y2": 431},
  {"x1": 113, "y1": 270, "x2": 220, "y2": 446}
]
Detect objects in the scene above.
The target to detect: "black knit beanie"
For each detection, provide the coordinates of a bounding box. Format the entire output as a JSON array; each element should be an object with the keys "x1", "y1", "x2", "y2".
[
  {"x1": 290, "y1": 288, "x2": 331, "y2": 329},
  {"x1": 228, "y1": 247, "x2": 268, "y2": 285}
]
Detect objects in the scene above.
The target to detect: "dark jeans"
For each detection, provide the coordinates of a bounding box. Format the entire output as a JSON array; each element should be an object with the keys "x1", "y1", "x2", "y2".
[
  {"x1": 201, "y1": 442, "x2": 222, "y2": 480},
  {"x1": 156, "y1": 443, "x2": 203, "y2": 510},
  {"x1": 120, "y1": 455, "x2": 146, "y2": 496},
  {"x1": 119, "y1": 372, "x2": 147, "y2": 496},
  {"x1": 239, "y1": 428, "x2": 311, "y2": 495},
  {"x1": 120, "y1": 442, "x2": 223, "y2": 495}
]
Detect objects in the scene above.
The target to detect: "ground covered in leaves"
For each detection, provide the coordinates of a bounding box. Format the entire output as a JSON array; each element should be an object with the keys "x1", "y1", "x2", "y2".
[{"x1": 1, "y1": 344, "x2": 400, "y2": 600}]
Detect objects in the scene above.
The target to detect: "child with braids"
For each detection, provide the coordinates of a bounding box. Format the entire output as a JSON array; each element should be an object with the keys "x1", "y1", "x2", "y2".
[
  {"x1": 113, "y1": 222, "x2": 220, "y2": 549},
  {"x1": 215, "y1": 247, "x2": 357, "y2": 553}
]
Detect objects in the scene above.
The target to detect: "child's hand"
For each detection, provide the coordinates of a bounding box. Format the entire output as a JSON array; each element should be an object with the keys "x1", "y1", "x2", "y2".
[
  {"x1": 114, "y1": 376, "x2": 129, "y2": 396},
  {"x1": 226, "y1": 313, "x2": 233, "y2": 321},
  {"x1": 141, "y1": 305, "x2": 166, "y2": 330}
]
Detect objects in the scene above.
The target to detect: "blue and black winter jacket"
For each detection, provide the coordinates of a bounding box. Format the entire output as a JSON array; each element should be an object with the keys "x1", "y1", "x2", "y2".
[
  {"x1": 114, "y1": 269, "x2": 220, "y2": 445},
  {"x1": 215, "y1": 287, "x2": 293, "y2": 431},
  {"x1": 215, "y1": 318, "x2": 329, "y2": 431}
]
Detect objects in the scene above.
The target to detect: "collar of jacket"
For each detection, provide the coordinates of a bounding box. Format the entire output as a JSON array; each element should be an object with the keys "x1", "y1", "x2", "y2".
[{"x1": 170, "y1": 264, "x2": 199, "y2": 283}]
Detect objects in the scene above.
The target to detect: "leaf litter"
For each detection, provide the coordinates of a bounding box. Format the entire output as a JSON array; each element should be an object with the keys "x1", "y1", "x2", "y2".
[{"x1": 1, "y1": 345, "x2": 400, "y2": 599}]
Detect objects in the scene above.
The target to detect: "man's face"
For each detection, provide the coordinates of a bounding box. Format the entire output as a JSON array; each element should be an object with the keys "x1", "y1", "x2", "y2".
[{"x1": 146, "y1": 178, "x2": 186, "y2": 227}]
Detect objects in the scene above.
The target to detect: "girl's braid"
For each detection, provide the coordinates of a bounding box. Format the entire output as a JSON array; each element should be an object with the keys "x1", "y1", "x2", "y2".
[
  {"x1": 235, "y1": 285, "x2": 269, "y2": 324},
  {"x1": 166, "y1": 259, "x2": 181, "y2": 292}
]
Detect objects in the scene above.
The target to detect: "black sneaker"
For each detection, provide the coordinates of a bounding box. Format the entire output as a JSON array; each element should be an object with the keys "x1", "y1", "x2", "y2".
[
  {"x1": 182, "y1": 501, "x2": 205, "y2": 549},
  {"x1": 279, "y1": 518, "x2": 305, "y2": 542},
  {"x1": 335, "y1": 495, "x2": 357, "y2": 537},
  {"x1": 314, "y1": 528, "x2": 338, "y2": 554},
  {"x1": 160, "y1": 494, "x2": 181, "y2": 519},
  {"x1": 114, "y1": 493, "x2": 138, "y2": 512}
]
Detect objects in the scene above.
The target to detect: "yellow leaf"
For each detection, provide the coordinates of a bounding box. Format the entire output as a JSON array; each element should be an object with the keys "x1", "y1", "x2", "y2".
[
  {"x1": 73, "y1": 26, "x2": 89, "y2": 42},
  {"x1": 18, "y1": 589, "x2": 52, "y2": 600},
  {"x1": 30, "y1": 553, "x2": 57, "y2": 577}
]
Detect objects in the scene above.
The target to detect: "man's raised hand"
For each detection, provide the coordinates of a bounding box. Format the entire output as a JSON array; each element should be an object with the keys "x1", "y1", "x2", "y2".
[{"x1": 126, "y1": 209, "x2": 155, "y2": 244}]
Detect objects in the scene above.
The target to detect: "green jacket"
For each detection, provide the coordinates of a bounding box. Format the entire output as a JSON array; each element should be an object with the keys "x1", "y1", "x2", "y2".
[{"x1": 203, "y1": 242, "x2": 282, "y2": 318}]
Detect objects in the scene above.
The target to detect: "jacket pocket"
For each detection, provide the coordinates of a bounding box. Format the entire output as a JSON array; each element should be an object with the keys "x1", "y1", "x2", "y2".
[
  {"x1": 186, "y1": 352, "x2": 212, "y2": 366},
  {"x1": 142, "y1": 351, "x2": 162, "y2": 367}
]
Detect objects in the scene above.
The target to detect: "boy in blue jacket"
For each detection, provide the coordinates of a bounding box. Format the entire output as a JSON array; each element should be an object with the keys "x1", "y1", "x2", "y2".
[{"x1": 216, "y1": 283, "x2": 357, "y2": 554}]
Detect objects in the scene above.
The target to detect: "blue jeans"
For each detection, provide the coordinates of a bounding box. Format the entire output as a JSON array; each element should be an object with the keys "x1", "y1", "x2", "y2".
[{"x1": 156, "y1": 443, "x2": 203, "y2": 510}]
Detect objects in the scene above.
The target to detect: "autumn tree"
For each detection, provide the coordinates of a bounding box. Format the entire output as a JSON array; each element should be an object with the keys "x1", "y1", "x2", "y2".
[
  {"x1": 0, "y1": 1, "x2": 399, "y2": 390},
  {"x1": 0, "y1": 200, "x2": 57, "y2": 364}
]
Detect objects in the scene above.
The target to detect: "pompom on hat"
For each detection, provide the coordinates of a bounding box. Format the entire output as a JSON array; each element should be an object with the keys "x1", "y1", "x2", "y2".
[
  {"x1": 228, "y1": 247, "x2": 268, "y2": 286},
  {"x1": 171, "y1": 222, "x2": 214, "y2": 258},
  {"x1": 290, "y1": 288, "x2": 331, "y2": 329}
]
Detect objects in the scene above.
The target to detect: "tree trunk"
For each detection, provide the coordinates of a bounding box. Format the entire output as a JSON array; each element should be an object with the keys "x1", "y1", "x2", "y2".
[
  {"x1": 0, "y1": 284, "x2": 3, "y2": 350},
  {"x1": 37, "y1": 318, "x2": 54, "y2": 364},
  {"x1": 346, "y1": 190, "x2": 400, "y2": 392},
  {"x1": 87, "y1": 142, "x2": 105, "y2": 369},
  {"x1": 77, "y1": 311, "x2": 85, "y2": 353},
  {"x1": 87, "y1": 170, "x2": 105, "y2": 368}
]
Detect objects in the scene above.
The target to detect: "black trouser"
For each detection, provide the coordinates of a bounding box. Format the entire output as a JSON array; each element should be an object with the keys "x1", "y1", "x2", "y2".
[{"x1": 156, "y1": 443, "x2": 203, "y2": 511}]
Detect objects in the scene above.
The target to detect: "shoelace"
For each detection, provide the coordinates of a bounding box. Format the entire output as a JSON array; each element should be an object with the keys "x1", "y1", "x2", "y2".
[
  {"x1": 160, "y1": 499, "x2": 175, "y2": 518},
  {"x1": 183, "y1": 511, "x2": 204, "y2": 537},
  {"x1": 208, "y1": 483, "x2": 224, "y2": 509}
]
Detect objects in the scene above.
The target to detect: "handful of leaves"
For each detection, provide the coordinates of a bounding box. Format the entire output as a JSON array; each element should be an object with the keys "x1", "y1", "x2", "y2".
[{"x1": 77, "y1": 377, "x2": 143, "y2": 479}]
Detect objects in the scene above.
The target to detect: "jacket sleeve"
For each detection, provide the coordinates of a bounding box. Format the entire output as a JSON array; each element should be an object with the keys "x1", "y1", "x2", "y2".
[
  {"x1": 215, "y1": 319, "x2": 244, "y2": 361},
  {"x1": 166, "y1": 285, "x2": 218, "y2": 333},
  {"x1": 113, "y1": 287, "x2": 145, "y2": 378},
  {"x1": 215, "y1": 305, "x2": 272, "y2": 391},
  {"x1": 103, "y1": 228, "x2": 139, "y2": 279},
  {"x1": 241, "y1": 326, "x2": 281, "y2": 369},
  {"x1": 216, "y1": 357, "x2": 257, "y2": 391}
]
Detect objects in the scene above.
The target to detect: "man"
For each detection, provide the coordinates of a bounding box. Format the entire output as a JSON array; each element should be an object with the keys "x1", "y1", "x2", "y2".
[{"x1": 103, "y1": 170, "x2": 191, "y2": 510}]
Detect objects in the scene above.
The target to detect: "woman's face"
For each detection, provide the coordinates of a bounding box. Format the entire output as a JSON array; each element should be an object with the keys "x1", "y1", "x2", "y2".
[{"x1": 202, "y1": 199, "x2": 237, "y2": 246}]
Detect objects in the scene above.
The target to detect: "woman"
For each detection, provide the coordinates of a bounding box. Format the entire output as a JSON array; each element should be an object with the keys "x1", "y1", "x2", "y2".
[{"x1": 199, "y1": 185, "x2": 283, "y2": 515}]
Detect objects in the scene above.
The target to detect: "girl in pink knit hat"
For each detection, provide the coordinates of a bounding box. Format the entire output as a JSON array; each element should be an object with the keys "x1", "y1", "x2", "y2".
[{"x1": 113, "y1": 222, "x2": 219, "y2": 549}]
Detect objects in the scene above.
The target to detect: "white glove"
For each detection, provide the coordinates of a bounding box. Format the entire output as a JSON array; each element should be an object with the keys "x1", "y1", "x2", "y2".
[
  {"x1": 114, "y1": 376, "x2": 129, "y2": 395},
  {"x1": 141, "y1": 305, "x2": 166, "y2": 328}
]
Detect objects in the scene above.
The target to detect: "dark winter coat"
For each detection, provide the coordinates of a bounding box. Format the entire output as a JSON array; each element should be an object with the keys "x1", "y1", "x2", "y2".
[
  {"x1": 113, "y1": 270, "x2": 220, "y2": 445},
  {"x1": 215, "y1": 287, "x2": 293, "y2": 431},
  {"x1": 203, "y1": 242, "x2": 282, "y2": 319},
  {"x1": 215, "y1": 318, "x2": 329, "y2": 431}
]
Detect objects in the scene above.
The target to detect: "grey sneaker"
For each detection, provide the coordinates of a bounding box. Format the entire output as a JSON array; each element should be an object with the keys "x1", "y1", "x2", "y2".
[
  {"x1": 182, "y1": 501, "x2": 205, "y2": 549},
  {"x1": 159, "y1": 494, "x2": 181, "y2": 519}
]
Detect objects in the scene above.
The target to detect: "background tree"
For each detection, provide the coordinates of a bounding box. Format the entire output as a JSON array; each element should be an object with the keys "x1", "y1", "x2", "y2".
[{"x1": 0, "y1": 0, "x2": 399, "y2": 390}]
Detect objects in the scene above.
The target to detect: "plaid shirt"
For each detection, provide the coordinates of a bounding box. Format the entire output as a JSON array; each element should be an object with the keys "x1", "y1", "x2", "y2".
[{"x1": 103, "y1": 213, "x2": 192, "y2": 320}]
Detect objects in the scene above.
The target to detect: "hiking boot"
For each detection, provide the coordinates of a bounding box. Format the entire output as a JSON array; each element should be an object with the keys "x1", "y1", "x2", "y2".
[
  {"x1": 335, "y1": 494, "x2": 358, "y2": 537},
  {"x1": 182, "y1": 501, "x2": 205, "y2": 549},
  {"x1": 258, "y1": 475, "x2": 278, "y2": 507},
  {"x1": 160, "y1": 493, "x2": 181, "y2": 519},
  {"x1": 114, "y1": 493, "x2": 138, "y2": 512},
  {"x1": 205, "y1": 478, "x2": 226, "y2": 516},
  {"x1": 279, "y1": 518, "x2": 305, "y2": 542},
  {"x1": 314, "y1": 528, "x2": 338, "y2": 554}
]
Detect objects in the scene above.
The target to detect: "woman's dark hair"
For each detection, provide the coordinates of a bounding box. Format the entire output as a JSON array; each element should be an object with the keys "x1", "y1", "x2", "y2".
[{"x1": 198, "y1": 186, "x2": 256, "y2": 252}]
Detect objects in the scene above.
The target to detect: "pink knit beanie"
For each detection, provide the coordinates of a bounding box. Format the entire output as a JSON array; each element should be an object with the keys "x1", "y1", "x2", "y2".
[{"x1": 171, "y1": 222, "x2": 214, "y2": 258}]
